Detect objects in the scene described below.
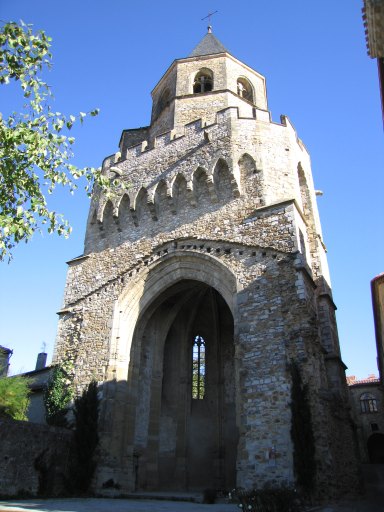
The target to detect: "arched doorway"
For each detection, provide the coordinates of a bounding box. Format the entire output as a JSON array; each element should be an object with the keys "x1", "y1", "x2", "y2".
[
  {"x1": 368, "y1": 433, "x2": 384, "y2": 463},
  {"x1": 131, "y1": 279, "x2": 238, "y2": 491}
]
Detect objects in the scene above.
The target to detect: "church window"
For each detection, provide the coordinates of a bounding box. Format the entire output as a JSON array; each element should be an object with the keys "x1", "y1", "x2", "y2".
[
  {"x1": 360, "y1": 393, "x2": 378, "y2": 413},
  {"x1": 193, "y1": 70, "x2": 213, "y2": 93},
  {"x1": 192, "y1": 335, "x2": 206, "y2": 399},
  {"x1": 237, "y1": 77, "x2": 253, "y2": 102}
]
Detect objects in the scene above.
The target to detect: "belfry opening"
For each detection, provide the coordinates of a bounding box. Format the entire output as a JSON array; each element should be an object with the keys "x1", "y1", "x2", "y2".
[{"x1": 130, "y1": 280, "x2": 238, "y2": 491}]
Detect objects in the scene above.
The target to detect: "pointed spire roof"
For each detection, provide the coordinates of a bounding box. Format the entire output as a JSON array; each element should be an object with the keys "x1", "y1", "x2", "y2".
[{"x1": 189, "y1": 27, "x2": 228, "y2": 57}]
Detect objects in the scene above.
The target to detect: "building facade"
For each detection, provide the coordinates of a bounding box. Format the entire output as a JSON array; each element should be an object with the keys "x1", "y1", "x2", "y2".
[
  {"x1": 53, "y1": 30, "x2": 358, "y2": 496},
  {"x1": 363, "y1": 0, "x2": 384, "y2": 123},
  {"x1": 372, "y1": 273, "x2": 384, "y2": 386},
  {"x1": 347, "y1": 374, "x2": 384, "y2": 464}
]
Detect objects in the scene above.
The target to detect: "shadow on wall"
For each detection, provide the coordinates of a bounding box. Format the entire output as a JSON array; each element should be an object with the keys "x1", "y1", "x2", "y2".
[{"x1": 0, "y1": 415, "x2": 74, "y2": 498}]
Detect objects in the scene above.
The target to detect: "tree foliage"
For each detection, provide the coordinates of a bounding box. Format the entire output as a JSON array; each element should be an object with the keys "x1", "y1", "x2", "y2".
[
  {"x1": 0, "y1": 375, "x2": 31, "y2": 420},
  {"x1": 43, "y1": 361, "x2": 73, "y2": 426},
  {"x1": 0, "y1": 20, "x2": 112, "y2": 261}
]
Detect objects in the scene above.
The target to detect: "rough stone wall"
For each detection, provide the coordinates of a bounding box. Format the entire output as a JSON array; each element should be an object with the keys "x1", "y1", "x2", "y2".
[
  {"x1": 0, "y1": 415, "x2": 73, "y2": 497},
  {"x1": 119, "y1": 127, "x2": 150, "y2": 157},
  {"x1": 53, "y1": 46, "x2": 359, "y2": 497},
  {"x1": 85, "y1": 109, "x2": 315, "y2": 258}
]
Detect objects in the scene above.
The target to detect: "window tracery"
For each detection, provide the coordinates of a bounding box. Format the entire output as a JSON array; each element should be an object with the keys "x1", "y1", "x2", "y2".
[
  {"x1": 360, "y1": 393, "x2": 378, "y2": 413},
  {"x1": 192, "y1": 335, "x2": 205, "y2": 399}
]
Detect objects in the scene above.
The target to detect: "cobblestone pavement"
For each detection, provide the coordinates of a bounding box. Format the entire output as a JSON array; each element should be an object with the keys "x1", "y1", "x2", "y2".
[{"x1": 0, "y1": 498, "x2": 382, "y2": 512}]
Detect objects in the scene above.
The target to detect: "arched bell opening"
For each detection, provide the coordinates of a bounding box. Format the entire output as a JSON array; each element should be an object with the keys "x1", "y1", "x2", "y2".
[
  {"x1": 193, "y1": 69, "x2": 214, "y2": 94},
  {"x1": 130, "y1": 279, "x2": 238, "y2": 492}
]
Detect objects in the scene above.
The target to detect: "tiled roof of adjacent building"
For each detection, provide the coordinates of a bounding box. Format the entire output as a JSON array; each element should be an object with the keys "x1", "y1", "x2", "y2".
[
  {"x1": 189, "y1": 30, "x2": 228, "y2": 57},
  {"x1": 363, "y1": 0, "x2": 384, "y2": 58},
  {"x1": 347, "y1": 374, "x2": 380, "y2": 386}
]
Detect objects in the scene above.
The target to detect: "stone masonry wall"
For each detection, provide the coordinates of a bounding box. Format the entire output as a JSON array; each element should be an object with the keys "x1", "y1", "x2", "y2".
[
  {"x1": 53, "y1": 46, "x2": 360, "y2": 496},
  {"x1": 0, "y1": 415, "x2": 73, "y2": 497}
]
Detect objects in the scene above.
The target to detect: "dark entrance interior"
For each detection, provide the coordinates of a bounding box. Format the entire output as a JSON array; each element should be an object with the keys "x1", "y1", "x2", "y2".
[
  {"x1": 132, "y1": 280, "x2": 238, "y2": 491},
  {"x1": 368, "y1": 433, "x2": 384, "y2": 463}
]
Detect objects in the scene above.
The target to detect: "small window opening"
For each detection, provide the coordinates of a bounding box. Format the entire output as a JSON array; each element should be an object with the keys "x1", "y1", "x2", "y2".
[
  {"x1": 360, "y1": 393, "x2": 378, "y2": 413},
  {"x1": 371, "y1": 423, "x2": 379, "y2": 432},
  {"x1": 237, "y1": 78, "x2": 253, "y2": 102},
  {"x1": 193, "y1": 71, "x2": 213, "y2": 93},
  {"x1": 192, "y1": 335, "x2": 206, "y2": 399}
]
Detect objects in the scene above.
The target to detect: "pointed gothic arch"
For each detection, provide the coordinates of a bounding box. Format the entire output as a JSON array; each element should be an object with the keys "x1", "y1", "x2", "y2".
[
  {"x1": 102, "y1": 200, "x2": 115, "y2": 227},
  {"x1": 238, "y1": 153, "x2": 262, "y2": 200},
  {"x1": 135, "y1": 187, "x2": 151, "y2": 223},
  {"x1": 103, "y1": 253, "x2": 240, "y2": 492},
  {"x1": 118, "y1": 194, "x2": 134, "y2": 229},
  {"x1": 213, "y1": 158, "x2": 233, "y2": 202},
  {"x1": 297, "y1": 162, "x2": 315, "y2": 221},
  {"x1": 172, "y1": 173, "x2": 188, "y2": 212},
  {"x1": 192, "y1": 167, "x2": 210, "y2": 205},
  {"x1": 153, "y1": 180, "x2": 169, "y2": 219}
]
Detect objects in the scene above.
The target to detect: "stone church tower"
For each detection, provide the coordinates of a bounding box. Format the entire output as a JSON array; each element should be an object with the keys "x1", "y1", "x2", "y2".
[{"x1": 54, "y1": 29, "x2": 358, "y2": 495}]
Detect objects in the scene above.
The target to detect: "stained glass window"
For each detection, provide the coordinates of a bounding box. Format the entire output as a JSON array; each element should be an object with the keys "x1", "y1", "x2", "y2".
[{"x1": 192, "y1": 335, "x2": 205, "y2": 399}]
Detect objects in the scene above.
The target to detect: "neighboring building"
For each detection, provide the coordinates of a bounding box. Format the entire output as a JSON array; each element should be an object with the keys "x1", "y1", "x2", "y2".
[
  {"x1": 372, "y1": 273, "x2": 384, "y2": 385},
  {"x1": 53, "y1": 29, "x2": 358, "y2": 496},
  {"x1": 17, "y1": 352, "x2": 53, "y2": 424},
  {"x1": 363, "y1": 0, "x2": 384, "y2": 123},
  {"x1": 0, "y1": 345, "x2": 13, "y2": 377},
  {"x1": 22, "y1": 366, "x2": 52, "y2": 424},
  {"x1": 347, "y1": 375, "x2": 384, "y2": 463}
]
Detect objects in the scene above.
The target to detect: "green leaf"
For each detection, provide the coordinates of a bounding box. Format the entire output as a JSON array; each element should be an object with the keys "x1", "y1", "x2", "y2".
[{"x1": 0, "y1": 21, "x2": 115, "y2": 261}]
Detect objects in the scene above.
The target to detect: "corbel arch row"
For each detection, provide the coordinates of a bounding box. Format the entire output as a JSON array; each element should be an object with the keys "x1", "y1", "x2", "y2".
[{"x1": 94, "y1": 156, "x2": 241, "y2": 223}]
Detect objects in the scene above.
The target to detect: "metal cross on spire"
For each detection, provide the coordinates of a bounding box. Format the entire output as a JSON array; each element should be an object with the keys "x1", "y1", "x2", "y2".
[{"x1": 201, "y1": 10, "x2": 218, "y2": 33}]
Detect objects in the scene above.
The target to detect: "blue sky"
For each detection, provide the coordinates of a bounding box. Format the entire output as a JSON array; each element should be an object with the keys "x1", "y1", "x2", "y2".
[{"x1": 0, "y1": 0, "x2": 383, "y2": 378}]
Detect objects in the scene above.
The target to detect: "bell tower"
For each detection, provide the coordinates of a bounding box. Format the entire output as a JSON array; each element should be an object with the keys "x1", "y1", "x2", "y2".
[
  {"x1": 149, "y1": 27, "x2": 268, "y2": 139},
  {"x1": 55, "y1": 29, "x2": 359, "y2": 497}
]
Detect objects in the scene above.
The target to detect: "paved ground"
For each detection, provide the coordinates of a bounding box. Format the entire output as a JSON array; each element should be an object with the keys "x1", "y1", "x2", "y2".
[
  {"x1": 0, "y1": 497, "x2": 382, "y2": 512},
  {"x1": 0, "y1": 498, "x2": 234, "y2": 512}
]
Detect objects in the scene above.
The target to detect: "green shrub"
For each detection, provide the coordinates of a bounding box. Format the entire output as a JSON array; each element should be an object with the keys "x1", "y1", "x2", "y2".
[
  {"x1": 0, "y1": 375, "x2": 30, "y2": 420},
  {"x1": 43, "y1": 361, "x2": 73, "y2": 427}
]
